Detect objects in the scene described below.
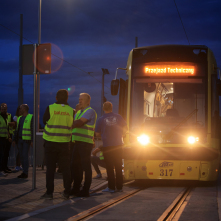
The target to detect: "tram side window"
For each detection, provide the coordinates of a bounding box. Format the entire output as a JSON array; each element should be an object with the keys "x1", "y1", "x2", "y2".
[
  {"x1": 132, "y1": 82, "x2": 145, "y2": 127},
  {"x1": 211, "y1": 75, "x2": 219, "y2": 138}
]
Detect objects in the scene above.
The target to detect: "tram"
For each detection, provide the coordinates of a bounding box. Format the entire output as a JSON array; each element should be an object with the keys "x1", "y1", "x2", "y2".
[{"x1": 111, "y1": 45, "x2": 221, "y2": 181}]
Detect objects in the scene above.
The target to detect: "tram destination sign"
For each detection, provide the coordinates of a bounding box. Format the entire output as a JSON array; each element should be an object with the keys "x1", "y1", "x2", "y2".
[
  {"x1": 145, "y1": 66, "x2": 194, "y2": 75},
  {"x1": 133, "y1": 62, "x2": 205, "y2": 77}
]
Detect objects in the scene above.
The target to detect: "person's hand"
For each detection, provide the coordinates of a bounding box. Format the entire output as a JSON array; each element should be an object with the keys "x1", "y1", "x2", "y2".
[
  {"x1": 30, "y1": 142, "x2": 33, "y2": 147},
  {"x1": 8, "y1": 138, "x2": 12, "y2": 143},
  {"x1": 12, "y1": 141, "x2": 16, "y2": 147},
  {"x1": 8, "y1": 122, "x2": 15, "y2": 126}
]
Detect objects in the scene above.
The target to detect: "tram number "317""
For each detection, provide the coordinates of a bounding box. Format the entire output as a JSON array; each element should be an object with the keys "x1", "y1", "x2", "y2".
[{"x1": 160, "y1": 169, "x2": 173, "y2": 176}]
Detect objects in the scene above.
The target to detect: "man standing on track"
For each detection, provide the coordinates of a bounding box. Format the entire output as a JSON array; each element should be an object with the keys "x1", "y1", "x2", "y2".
[
  {"x1": 95, "y1": 101, "x2": 127, "y2": 193},
  {"x1": 71, "y1": 93, "x2": 97, "y2": 197},
  {"x1": 41, "y1": 89, "x2": 74, "y2": 200}
]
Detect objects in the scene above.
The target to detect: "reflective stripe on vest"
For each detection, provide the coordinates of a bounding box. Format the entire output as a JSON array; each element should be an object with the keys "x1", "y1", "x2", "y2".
[
  {"x1": 72, "y1": 107, "x2": 97, "y2": 144},
  {"x1": 99, "y1": 151, "x2": 104, "y2": 160},
  {"x1": 43, "y1": 103, "x2": 73, "y2": 142},
  {"x1": 0, "y1": 115, "x2": 8, "y2": 138},
  {"x1": 7, "y1": 114, "x2": 14, "y2": 134},
  {"x1": 17, "y1": 114, "x2": 33, "y2": 140}
]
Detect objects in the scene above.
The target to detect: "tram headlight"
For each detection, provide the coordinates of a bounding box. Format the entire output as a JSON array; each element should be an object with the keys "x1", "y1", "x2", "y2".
[
  {"x1": 137, "y1": 134, "x2": 150, "y2": 145},
  {"x1": 187, "y1": 136, "x2": 199, "y2": 144}
]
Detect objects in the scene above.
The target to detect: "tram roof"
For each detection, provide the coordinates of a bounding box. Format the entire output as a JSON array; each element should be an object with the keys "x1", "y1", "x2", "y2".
[{"x1": 133, "y1": 45, "x2": 208, "y2": 51}]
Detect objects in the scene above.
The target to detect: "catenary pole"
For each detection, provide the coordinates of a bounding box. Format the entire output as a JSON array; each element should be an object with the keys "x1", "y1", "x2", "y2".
[
  {"x1": 32, "y1": 0, "x2": 42, "y2": 190},
  {"x1": 32, "y1": 44, "x2": 37, "y2": 190},
  {"x1": 18, "y1": 14, "x2": 23, "y2": 106}
]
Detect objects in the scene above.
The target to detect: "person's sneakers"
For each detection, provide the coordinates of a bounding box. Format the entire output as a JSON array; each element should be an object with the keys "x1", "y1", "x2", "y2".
[
  {"x1": 62, "y1": 191, "x2": 69, "y2": 200},
  {"x1": 15, "y1": 166, "x2": 20, "y2": 171},
  {"x1": 116, "y1": 189, "x2": 123, "y2": 192},
  {"x1": 0, "y1": 171, "x2": 8, "y2": 177},
  {"x1": 17, "y1": 173, "x2": 28, "y2": 178},
  {"x1": 40, "y1": 192, "x2": 53, "y2": 200},
  {"x1": 94, "y1": 173, "x2": 102, "y2": 179},
  {"x1": 102, "y1": 187, "x2": 115, "y2": 193},
  {"x1": 76, "y1": 190, "x2": 90, "y2": 197}
]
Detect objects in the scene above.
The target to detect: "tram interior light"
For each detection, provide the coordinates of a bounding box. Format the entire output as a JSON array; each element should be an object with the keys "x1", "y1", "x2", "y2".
[{"x1": 137, "y1": 134, "x2": 150, "y2": 145}]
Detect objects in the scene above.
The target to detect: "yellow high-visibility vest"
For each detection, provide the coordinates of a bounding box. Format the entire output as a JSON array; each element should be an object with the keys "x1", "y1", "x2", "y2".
[
  {"x1": 72, "y1": 107, "x2": 97, "y2": 144},
  {"x1": 17, "y1": 114, "x2": 33, "y2": 140},
  {"x1": 43, "y1": 103, "x2": 73, "y2": 142},
  {"x1": 0, "y1": 114, "x2": 8, "y2": 138}
]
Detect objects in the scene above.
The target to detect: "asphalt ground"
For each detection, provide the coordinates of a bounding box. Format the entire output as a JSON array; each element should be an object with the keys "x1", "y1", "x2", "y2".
[
  {"x1": 0, "y1": 166, "x2": 108, "y2": 221},
  {"x1": 2, "y1": 169, "x2": 221, "y2": 221},
  {"x1": 2, "y1": 144, "x2": 221, "y2": 221}
]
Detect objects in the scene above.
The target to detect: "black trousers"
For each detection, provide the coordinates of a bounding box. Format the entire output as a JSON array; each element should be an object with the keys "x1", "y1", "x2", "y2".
[
  {"x1": 91, "y1": 156, "x2": 106, "y2": 174},
  {"x1": 102, "y1": 145, "x2": 123, "y2": 190},
  {"x1": 44, "y1": 141, "x2": 71, "y2": 194},
  {"x1": 2, "y1": 137, "x2": 12, "y2": 170},
  {"x1": 71, "y1": 141, "x2": 93, "y2": 193},
  {"x1": 0, "y1": 137, "x2": 6, "y2": 171}
]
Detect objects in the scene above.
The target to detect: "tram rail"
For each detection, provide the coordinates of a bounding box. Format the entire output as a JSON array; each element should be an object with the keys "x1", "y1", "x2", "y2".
[
  {"x1": 158, "y1": 187, "x2": 192, "y2": 221},
  {"x1": 66, "y1": 184, "x2": 142, "y2": 221},
  {"x1": 66, "y1": 185, "x2": 192, "y2": 221}
]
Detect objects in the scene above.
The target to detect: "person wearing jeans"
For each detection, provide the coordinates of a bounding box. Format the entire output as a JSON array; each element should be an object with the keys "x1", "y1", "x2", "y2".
[
  {"x1": 95, "y1": 102, "x2": 127, "y2": 193},
  {"x1": 17, "y1": 139, "x2": 30, "y2": 176},
  {"x1": 12, "y1": 104, "x2": 33, "y2": 179}
]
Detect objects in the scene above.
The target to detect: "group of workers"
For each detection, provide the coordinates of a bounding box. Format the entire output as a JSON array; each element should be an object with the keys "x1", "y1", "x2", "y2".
[
  {"x1": 0, "y1": 89, "x2": 127, "y2": 199},
  {"x1": 0, "y1": 103, "x2": 32, "y2": 178}
]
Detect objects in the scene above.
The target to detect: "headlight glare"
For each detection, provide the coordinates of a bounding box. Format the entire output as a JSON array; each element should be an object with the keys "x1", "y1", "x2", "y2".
[
  {"x1": 187, "y1": 136, "x2": 199, "y2": 144},
  {"x1": 137, "y1": 134, "x2": 150, "y2": 145}
]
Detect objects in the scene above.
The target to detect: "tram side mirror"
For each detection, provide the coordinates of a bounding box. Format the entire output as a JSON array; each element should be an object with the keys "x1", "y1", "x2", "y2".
[{"x1": 111, "y1": 79, "x2": 119, "y2": 95}]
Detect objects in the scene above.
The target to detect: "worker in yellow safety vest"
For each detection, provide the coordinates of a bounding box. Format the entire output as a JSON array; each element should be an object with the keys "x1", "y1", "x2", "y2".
[
  {"x1": 41, "y1": 89, "x2": 74, "y2": 200},
  {"x1": 70, "y1": 93, "x2": 97, "y2": 197},
  {"x1": 1, "y1": 103, "x2": 16, "y2": 174},
  {"x1": 0, "y1": 103, "x2": 15, "y2": 177},
  {"x1": 12, "y1": 104, "x2": 33, "y2": 179}
]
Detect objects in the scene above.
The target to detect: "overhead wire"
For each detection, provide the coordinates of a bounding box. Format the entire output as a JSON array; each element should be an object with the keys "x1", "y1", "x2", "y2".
[
  {"x1": 173, "y1": 0, "x2": 190, "y2": 45},
  {"x1": 0, "y1": 23, "x2": 110, "y2": 89}
]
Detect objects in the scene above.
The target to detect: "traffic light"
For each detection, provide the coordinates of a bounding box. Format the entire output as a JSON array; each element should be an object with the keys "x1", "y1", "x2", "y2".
[
  {"x1": 22, "y1": 43, "x2": 51, "y2": 75},
  {"x1": 37, "y1": 44, "x2": 51, "y2": 74}
]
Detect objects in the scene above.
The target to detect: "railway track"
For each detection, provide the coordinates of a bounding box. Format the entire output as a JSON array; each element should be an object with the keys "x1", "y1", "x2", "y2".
[
  {"x1": 66, "y1": 183, "x2": 192, "y2": 221},
  {"x1": 158, "y1": 187, "x2": 192, "y2": 221},
  {"x1": 66, "y1": 187, "x2": 142, "y2": 221}
]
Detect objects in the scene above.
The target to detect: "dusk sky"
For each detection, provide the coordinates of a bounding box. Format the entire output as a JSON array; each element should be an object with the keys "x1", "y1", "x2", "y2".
[{"x1": 1, "y1": 0, "x2": 221, "y2": 126}]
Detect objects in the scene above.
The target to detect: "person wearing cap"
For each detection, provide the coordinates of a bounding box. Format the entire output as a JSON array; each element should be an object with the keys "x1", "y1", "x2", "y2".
[
  {"x1": 71, "y1": 93, "x2": 97, "y2": 197},
  {"x1": 12, "y1": 104, "x2": 33, "y2": 179},
  {"x1": 95, "y1": 101, "x2": 127, "y2": 193},
  {"x1": 41, "y1": 89, "x2": 74, "y2": 200}
]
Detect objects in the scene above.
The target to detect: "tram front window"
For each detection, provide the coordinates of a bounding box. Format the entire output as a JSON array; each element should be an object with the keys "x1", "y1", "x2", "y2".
[{"x1": 131, "y1": 78, "x2": 206, "y2": 144}]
